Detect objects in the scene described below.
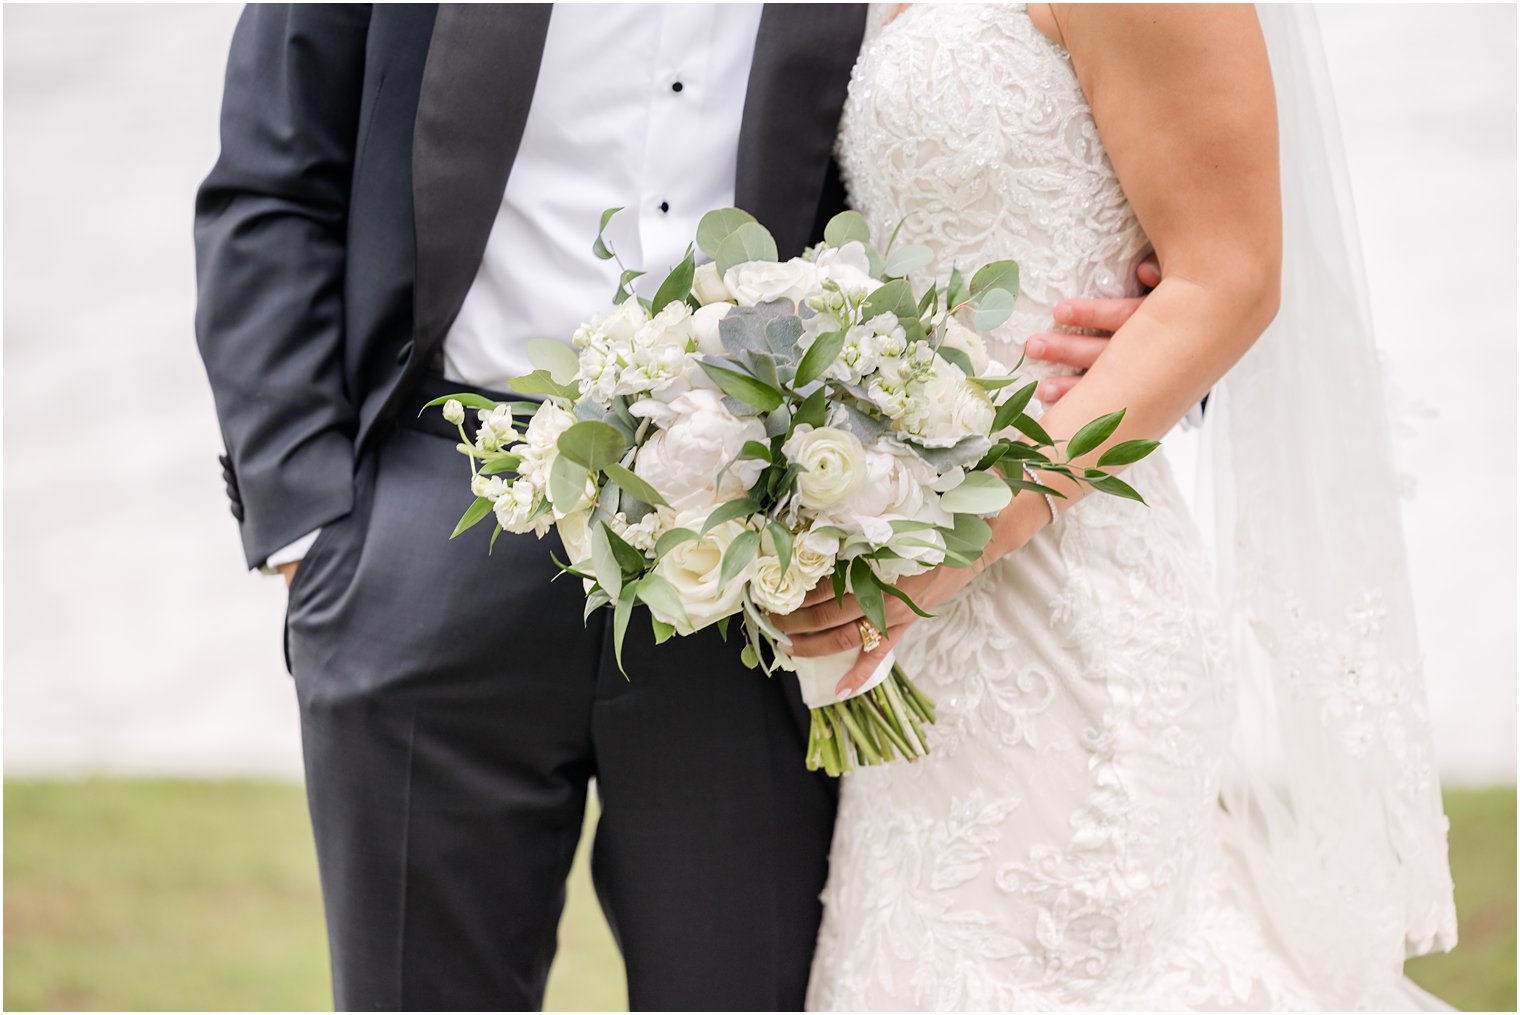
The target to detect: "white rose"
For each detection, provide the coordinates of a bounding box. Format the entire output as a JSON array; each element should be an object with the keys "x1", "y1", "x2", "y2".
[
  {"x1": 690, "y1": 302, "x2": 731, "y2": 358},
  {"x1": 723, "y1": 258, "x2": 819, "y2": 307},
  {"x1": 750, "y1": 553, "x2": 814, "y2": 616},
  {"x1": 692, "y1": 261, "x2": 733, "y2": 305},
  {"x1": 783, "y1": 425, "x2": 866, "y2": 511},
  {"x1": 649, "y1": 520, "x2": 757, "y2": 634},
  {"x1": 811, "y1": 241, "x2": 880, "y2": 301},
  {"x1": 629, "y1": 388, "x2": 767, "y2": 515},
  {"x1": 793, "y1": 525, "x2": 841, "y2": 582},
  {"x1": 941, "y1": 317, "x2": 992, "y2": 375}
]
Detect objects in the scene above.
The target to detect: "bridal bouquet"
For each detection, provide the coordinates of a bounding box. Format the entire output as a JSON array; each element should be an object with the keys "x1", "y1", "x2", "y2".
[{"x1": 426, "y1": 208, "x2": 1156, "y2": 775}]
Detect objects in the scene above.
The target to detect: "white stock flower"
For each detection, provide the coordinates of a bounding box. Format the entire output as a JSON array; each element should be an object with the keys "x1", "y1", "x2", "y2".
[
  {"x1": 442, "y1": 399, "x2": 465, "y2": 425},
  {"x1": 783, "y1": 425, "x2": 866, "y2": 511},
  {"x1": 811, "y1": 241, "x2": 880, "y2": 302},
  {"x1": 870, "y1": 352, "x2": 995, "y2": 448},
  {"x1": 575, "y1": 299, "x2": 699, "y2": 404},
  {"x1": 515, "y1": 401, "x2": 578, "y2": 487},
  {"x1": 649, "y1": 519, "x2": 757, "y2": 634},
  {"x1": 690, "y1": 302, "x2": 731, "y2": 358},
  {"x1": 723, "y1": 258, "x2": 819, "y2": 307},
  {"x1": 473, "y1": 404, "x2": 519, "y2": 452},
  {"x1": 607, "y1": 510, "x2": 667, "y2": 554},
  {"x1": 471, "y1": 474, "x2": 508, "y2": 501},
  {"x1": 493, "y1": 479, "x2": 549, "y2": 536},
  {"x1": 692, "y1": 261, "x2": 733, "y2": 305},
  {"x1": 628, "y1": 388, "x2": 767, "y2": 515}
]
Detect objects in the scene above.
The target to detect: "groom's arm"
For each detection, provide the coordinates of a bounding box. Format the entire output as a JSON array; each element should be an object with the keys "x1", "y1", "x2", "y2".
[{"x1": 194, "y1": 4, "x2": 372, "y2": 570}]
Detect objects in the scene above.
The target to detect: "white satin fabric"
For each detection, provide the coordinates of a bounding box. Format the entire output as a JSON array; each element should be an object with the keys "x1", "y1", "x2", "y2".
[{"x1": 807, "y1": 6, "x2": 1454, "y2": 1010}]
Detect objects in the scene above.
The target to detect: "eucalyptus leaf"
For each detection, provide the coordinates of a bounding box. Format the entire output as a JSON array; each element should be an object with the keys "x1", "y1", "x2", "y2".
[
  {"x1": 549, "y1": 455, "x2": 589, "y2": 514},
  {"x1": 557, "y1": 420, "x2": 627, "y2": 471},
  {"x1": 715, "y1": 221, "x2": 779, "y2": 274},
  {"x1": 942, "y1": 513, "x2": 994, "y2": 554},
  {"x1": 970, "y1": 259, "x2": 1020, "y2": 299},
  {"x1": 508, "y1": 370, "x2": 580, "y2": 401},
  {"x1": 718, "y1": 300, "x2": 793, "y2": 358},
  {"x1": 883, "y1": 243, "x2": 932, "y2": 278},
  {"x1": 940, "y1": 471, "x2": 1014, "y2": 515},
  {"x1": 696, "y1": 207, "x2": 757, "y2": 259},
  {"x1": 764, "y1": 315, "x2": 804, "y2": 360},
  {"x1": 699, "y1": 360, "x2": 784, "y2": 413},
  {"x1": 911, "y1": 435, "x2": 992, "y2": 472},
  {"x1": 1066, "y1": 409, "x2": 1126, "y2": 460},
  {"x1": 526, "y1": 338, "x2": 580, "y2": 385},
  {"x1": 602, "y1": 462, "x2": 669, "y2": 508},
  {"x1": 972, "y1": 288, "x2": 1016, "y2": 330},
  {"x1": 861, "y1": 278, "x2": 917, "y2": 322},
  {"x1": 824, "y1": 210, "x2": 871, "y2": 249},
  {"x1": 450, "y1": 496, "x2": 494, "y2": 539}
]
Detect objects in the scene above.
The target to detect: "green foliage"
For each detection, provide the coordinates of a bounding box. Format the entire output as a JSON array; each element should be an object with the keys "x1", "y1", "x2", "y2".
[
  {"x1": 696, "y1": 207, "x2": 757, "y2": 259},
  {"x1": 714, "y1": 221, "x2": 779, "y2": 274},
  {"x1": 651, "y1": 247, "x2": 695, "y2": 314},
  {"x1": 592, "y1": 206, "x2": 622, "y2": 261},
  {"x1": 450, "y1": 495, "x2": 494, "y2": 539}
]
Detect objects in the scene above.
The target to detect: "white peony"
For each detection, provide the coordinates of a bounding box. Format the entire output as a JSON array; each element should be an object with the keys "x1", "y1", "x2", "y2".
[
  {"x1": 692, "y1": 261, "x2": 733, "y2": 305},
  {"x1": 782, "y1": 425, "x2": 866, "y2": 511},
  {"x1": 628, "y1": 388, "x2": 767, "y2": 515},
  {"x1": 723, "y1": 258, "x2": 819, "y2": 307},
  {"x1": 649, "y1": 519, "x2": 758, "y2": 634},
  {"x1": 689, "y1": 302, "x2": 731, "y2": 358}
]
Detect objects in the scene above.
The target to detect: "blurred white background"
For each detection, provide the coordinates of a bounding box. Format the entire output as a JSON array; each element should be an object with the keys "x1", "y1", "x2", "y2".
[{"x1": 4, "y1": 4, "x2": 1515, "y2": 782}]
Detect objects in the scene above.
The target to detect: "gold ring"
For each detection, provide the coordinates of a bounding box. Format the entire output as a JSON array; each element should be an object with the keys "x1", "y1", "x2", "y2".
[{"x1": 857, "y1": 619, "x2": 884, "y2": 653}]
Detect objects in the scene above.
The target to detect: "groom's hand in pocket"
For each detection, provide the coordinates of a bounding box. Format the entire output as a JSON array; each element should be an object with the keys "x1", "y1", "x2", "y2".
[
  {"x1": 277, "y1": 561, "x2": 300, "y2": 588},
  {"x1": 1024, "y1": 255, "x2": 1161, "y2": 403}
]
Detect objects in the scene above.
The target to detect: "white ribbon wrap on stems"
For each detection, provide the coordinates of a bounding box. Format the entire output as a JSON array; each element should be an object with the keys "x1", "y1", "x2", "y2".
[{"x1": 778, "y1": 648, "x2": 896, "y2": 709}]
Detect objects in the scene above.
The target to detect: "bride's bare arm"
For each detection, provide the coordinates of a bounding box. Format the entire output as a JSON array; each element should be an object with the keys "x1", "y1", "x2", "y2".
[{"x1": 993, "y1": 3, "x2": 1282, "y2": 551}]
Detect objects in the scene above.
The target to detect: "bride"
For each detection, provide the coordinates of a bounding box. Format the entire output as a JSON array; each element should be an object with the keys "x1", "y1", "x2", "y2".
[{"x1": 777, "y1": 4, "x2": 1458, "y2": 1010}]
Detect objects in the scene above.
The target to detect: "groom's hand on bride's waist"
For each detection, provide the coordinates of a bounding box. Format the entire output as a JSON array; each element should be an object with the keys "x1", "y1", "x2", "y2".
[{"x1": 1023, "y1": 256, "x2": 1161, "y2": 403}]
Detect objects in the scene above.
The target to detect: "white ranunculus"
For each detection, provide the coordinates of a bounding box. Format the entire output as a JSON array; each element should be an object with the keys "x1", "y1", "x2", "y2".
[
  {"x1": 816, "y1": 438, "x2": 953, "y2": 559},
  {"x1": 783, "y1": 425, "x2": 867, "y2": 512},
  {"x1": 812, "y1": 240, "x2": 880, "y2": 301},
  {"x1": 690, "y1": 302, "x2": 731, "y2": 358},
  {"x1": 650, "y1": 519, "x2": 757, "y2": 634},
  {"x1": 692, "y1": 261, "x2": 733, "y2": 305},
  {"x1": 723, "y1": 258, "x2": 820, "y2": 307},
  {"x1": 628, "y1": 388, "x2": 767, "y2": 515},
  {"x1": 942, "y1": 317, "x2": 992, "y2": 375}
]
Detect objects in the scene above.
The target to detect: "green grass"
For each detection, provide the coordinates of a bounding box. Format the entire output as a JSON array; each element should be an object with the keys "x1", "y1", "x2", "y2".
[{"x1": 4, "y1": 780, "x2": 1512, "y2": 1011}]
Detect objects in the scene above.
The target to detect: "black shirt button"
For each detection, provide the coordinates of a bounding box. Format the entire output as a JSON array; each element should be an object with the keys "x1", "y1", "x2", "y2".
[
  {"x1": 671, "y1": 81, "x2": 683, "y2": 93},
  {"x1": 659, "y1": 201, "x2": 670, "y2": 213}
]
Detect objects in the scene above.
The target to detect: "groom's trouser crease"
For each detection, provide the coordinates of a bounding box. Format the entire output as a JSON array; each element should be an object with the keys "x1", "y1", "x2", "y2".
[{"x1": 285, "y1": 418, "x2": 836, "y2": 1011}]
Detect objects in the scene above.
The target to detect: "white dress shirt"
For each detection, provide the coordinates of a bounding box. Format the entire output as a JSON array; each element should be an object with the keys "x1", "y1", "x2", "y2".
[{"x1": 267, "y1": 3, "x2": 764, "y2": 571}]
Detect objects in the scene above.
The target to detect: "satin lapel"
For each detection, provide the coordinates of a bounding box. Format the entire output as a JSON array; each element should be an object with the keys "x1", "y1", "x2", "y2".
[
  {"x1": 412, "y1": 3, "x2": 552, "y2": 351},
  {"x1": 735, "y1": 4, "x2": 867, "y2": 257}
]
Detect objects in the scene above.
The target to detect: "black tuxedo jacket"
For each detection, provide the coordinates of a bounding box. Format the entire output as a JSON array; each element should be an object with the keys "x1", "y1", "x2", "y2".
[{"x1": 195, "y1": 4, "x2": 867, "y2": 569}]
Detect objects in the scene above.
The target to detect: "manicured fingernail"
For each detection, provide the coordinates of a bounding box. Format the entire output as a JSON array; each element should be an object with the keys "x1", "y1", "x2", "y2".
[
  {"x1": 1052, "y1": 303, "x2": 1074, "y2": 325},
  {"x1": 835, "y1": 682, "x2": 852, "y2": 699},
  {"x1": 1026, "y1": 338, "x2": 1046, "y2": 357}
]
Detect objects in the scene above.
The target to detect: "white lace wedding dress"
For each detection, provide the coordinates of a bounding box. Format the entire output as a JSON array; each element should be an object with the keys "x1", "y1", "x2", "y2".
[{"x1": 808, "y1": 6, "x2": 1453, "y2": 1010}]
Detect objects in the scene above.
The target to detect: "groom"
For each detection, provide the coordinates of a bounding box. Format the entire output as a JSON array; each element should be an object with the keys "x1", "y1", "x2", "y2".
[{"x1": 195, "y1": 5, "x2": 1151, "y2": 1011}]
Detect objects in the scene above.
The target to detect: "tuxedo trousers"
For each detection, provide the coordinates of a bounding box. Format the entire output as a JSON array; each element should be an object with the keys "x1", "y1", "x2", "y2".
[{"x1": 284, "y1": 417, "x2": 837, "y2": 1011}]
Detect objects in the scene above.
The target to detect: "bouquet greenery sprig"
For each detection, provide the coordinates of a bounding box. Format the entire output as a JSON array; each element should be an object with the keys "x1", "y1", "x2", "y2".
[{"x1": 426, "y1": 207, "x2": 1157, "y2": 775}]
